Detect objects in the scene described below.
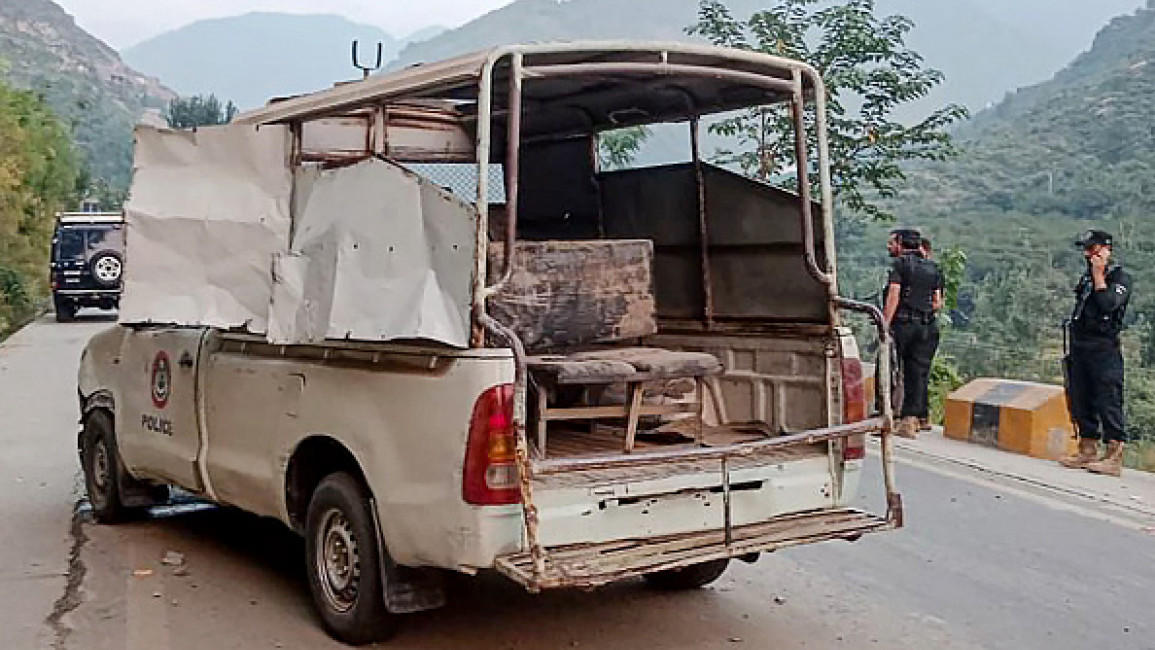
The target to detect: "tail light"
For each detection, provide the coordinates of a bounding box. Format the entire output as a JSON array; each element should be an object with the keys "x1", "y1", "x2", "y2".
[
  {"x1": 840, "y1": 357, "x2": 867, "y2": 461},
  {"x1": 463, "y1": 384, "x2": 521, "y2": 505}
]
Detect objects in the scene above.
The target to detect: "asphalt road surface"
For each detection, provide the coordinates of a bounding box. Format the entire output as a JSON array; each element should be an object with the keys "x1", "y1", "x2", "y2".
[{"x1": 2, "y1": 316, "x2": 1153, "y2": 649}]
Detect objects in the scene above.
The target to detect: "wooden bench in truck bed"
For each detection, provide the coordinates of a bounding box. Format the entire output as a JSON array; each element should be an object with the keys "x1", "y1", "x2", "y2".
[{"x1": 488, "y1": 239, "x2": 723, "y2": 456}]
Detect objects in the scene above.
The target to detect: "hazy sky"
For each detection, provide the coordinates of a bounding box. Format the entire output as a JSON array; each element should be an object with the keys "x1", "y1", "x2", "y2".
[{"x1": 54, "y1": 0, "x2": 517, "y2": 49}]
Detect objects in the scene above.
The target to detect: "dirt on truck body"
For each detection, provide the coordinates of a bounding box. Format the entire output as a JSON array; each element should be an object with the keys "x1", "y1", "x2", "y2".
[{"x1": 77, "y1": 41, "x2": 901, "y2": 645}]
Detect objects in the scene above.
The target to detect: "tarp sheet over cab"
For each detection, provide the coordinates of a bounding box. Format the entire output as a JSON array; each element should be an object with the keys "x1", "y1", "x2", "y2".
[
  {"x1": 119, "y1": 124, "x2": 478, "y2": 348},
  {"x1": 268, "y1": 158, "x2": 476, "y2": 347},
  {"x1": 120, "y1": 124, "x2": 293, "y2": 331}
]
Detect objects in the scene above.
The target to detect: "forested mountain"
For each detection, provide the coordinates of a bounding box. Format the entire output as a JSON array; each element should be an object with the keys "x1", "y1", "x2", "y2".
[
  {"x1": 389, "y1": 0, "x2": 1143, "y2": 122},
  {"x1": 123, "y1": 0, "x2": 1141, "y2": 122},
  {"x1": 122, "y1": 13, "x2": 444, "y2": 110},
  {"x1": 0, "y1": 0, "x2": 173, "y2": 187},
  {"x1": 903, "y1": 1, "x2": 1155, "y2": 220}
]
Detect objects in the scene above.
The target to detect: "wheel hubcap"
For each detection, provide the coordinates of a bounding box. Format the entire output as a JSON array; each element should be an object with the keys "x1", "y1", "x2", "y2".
[
  {"x1": 91, "y1": 437, "x2": 110, "y2": 500},
  {"x1": 95, "y1": 258, "x2": 121, "y2": 283},
  {"x1": 316, "y1": 509, "x2": 360, "y2": 613}
]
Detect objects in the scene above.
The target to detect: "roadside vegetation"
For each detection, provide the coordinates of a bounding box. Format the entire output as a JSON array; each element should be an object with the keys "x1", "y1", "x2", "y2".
[{"x1": 0, "y1": 78, "x2": 80, "y2": 340}]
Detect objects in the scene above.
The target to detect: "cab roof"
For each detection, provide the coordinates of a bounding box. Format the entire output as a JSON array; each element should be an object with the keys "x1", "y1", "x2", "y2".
[{"x1": 234, "y1": 41, "x2": 819, "y2": 137}]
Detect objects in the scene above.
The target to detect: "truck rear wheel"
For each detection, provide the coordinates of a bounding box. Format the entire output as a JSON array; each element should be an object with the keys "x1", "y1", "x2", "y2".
[
  {"x1": 54, "y1": 296, "x2": 76, "y2": 323},
  {"x1": 643, "y1": 558, "x2": 730, "y2": 590},
  {"x1": 305, "y1": 472, "x2": 395, "y2": 645},
  {"x1": 80, "y1": 410, "x2": 126, "y2": 522}
]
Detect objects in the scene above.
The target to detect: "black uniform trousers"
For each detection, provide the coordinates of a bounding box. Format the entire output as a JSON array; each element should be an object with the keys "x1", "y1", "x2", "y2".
[
  {"x1": 892, "y1": 316, "x2": 939, "y2": 419},
  {"x1": 1068, "y1": 337, "x2": 1126, "y2": 442}
]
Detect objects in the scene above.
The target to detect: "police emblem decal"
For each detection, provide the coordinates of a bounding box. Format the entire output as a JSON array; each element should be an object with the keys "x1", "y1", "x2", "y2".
[{"x1": 151, "y1": 351, "x2": 172, "y2": 409}]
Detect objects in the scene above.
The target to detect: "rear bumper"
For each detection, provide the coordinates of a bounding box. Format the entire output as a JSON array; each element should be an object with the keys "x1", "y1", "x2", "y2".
[
  {"x1": 54, "y1": 289, "x2": 120, "y2": 304},
  {"x1": 496, "y1": 506, "x2": 894, "y2": 589}
]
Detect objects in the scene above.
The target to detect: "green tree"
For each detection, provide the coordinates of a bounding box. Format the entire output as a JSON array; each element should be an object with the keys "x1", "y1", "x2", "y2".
[
  {"x1": 0, "y1": 79, "x2": 80, "y2": 337},
  {"x1": 928, "y1": 245, "x2": 967, "y2": 422},
  {"x1": 688, "y1": 0, "x2": 968, "y2": 220},
  {"x1": 166, "y1": 94, "x2": 239, "y2": 129},
  {"x1": 598, "y1": 126, "x2": 653, "y2": 171}
]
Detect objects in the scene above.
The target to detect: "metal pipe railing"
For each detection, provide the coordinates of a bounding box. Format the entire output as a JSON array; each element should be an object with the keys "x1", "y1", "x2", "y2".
[
  {"x1": 478, "y1": 313, "x2": 544, "y2": 583},
  {"x1": 490, "y1": 53, "x2": 524, "y2": 295},
  {"x1": 522, "y1": 62, "x2": 798, "y2": 95},
  {"x1": 532, "y1": 417, "x2": 885, "y2": 475},
  {"x1": 790, "y1": 69, "x2": 834, "y2": 290},
  {"x1": 690, "y1": 116, "x2": 715, "y2": 327},
  {"x1": 835, "y1": 297, "x2": 900, "y2": 524}
]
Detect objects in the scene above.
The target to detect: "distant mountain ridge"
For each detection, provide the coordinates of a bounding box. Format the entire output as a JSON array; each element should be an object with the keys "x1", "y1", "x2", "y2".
[
  {"x1": 390, "y1": 0, "x2": 1144, "y2": 123},
  {"x1": 123, "y1": 13, "x2": 444, "y2": 110},
  {"x1": 0, "y1": 0, "x2": 174, "y2": 186},
  {"x1": 121, "y1": 1, "x2": 1144, "y2": 122},
  {"x1": 896, "y1": 0, "x2": 1155, "y2": 220}
]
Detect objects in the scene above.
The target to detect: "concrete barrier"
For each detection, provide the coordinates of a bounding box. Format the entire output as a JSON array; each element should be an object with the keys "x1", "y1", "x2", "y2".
[{"x1": 944, "y1": 378, "x2": 1076, "y2": 461}]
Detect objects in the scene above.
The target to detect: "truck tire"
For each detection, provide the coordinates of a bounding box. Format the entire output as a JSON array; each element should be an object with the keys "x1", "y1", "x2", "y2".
[
  {"x1": 305, "y1": 473, "x2": 395, "y2": 645},
  {"x1": 80, "y1": 410, "x2": 127, "y2": 523},
  {"x1": 643, "y1": 558, "x2": 730, "y2": 590},
  {"x1": 54, "y1": 296, "x2": 76, "y2": 323}
]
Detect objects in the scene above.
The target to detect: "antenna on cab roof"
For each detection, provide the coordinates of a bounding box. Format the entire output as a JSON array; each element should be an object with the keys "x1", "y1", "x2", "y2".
[{"x1": 351, "y1": 40, "x2": 384, "y2": 80}]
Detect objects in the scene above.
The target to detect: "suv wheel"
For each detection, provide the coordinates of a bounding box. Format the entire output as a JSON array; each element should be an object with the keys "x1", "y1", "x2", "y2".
[
  {"x1": 54, "y1": 296, "x2": 76, "y2": 323},
  {"x1": 89, "y1": 251, "x2": 123, "y2": 288}
]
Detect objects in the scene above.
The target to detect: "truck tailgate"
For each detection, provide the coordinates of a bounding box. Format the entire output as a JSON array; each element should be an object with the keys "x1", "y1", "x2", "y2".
[{"x1": 498, "y1": 416, "x2": 898, "y2": 591}]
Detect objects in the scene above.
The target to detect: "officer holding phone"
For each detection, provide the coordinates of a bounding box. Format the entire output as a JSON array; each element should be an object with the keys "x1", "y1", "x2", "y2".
[{"x1": 1059, "y1": 229, "x2": 1132, "y2": 477}]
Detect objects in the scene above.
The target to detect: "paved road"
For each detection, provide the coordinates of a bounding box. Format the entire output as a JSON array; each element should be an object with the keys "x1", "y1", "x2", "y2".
[{"x1": 2, "y1": 317, "x2": 1154, "y2": 649}]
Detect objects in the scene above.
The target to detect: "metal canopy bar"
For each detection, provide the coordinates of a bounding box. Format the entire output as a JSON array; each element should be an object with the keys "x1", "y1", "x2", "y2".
[
  {"x1": 490, "y1": 52, "x2": 524, "y2": 295},
  {"x1": 531, "y1": 417, "x2": 884, "y2": 475},
  {"x1": 236, "y1": 42, "x2": 820, "y2": 127},
  {"x1": 522, "y1": 62, "x2": 798, "y2": 97},
  {"x1": 790, "y1": 68, "x2": 832, "y2": 289}
]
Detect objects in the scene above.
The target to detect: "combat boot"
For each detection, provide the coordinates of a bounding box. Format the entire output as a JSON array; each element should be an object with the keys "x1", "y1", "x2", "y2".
[
  {"x1": 1059, "y1": 438, "x2": 1099, "y2": 469},
  {"x1": 896, "y1": 416, "x2": 918, "y2": 439},
  {"x1": 1086, "y1": 440, "x2": 1125, "y2": 477}
]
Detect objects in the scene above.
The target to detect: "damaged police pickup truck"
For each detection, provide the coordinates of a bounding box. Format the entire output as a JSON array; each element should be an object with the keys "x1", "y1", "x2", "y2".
[{"x1": 77, "y1": 42, "x2": 901, "y2": 645}]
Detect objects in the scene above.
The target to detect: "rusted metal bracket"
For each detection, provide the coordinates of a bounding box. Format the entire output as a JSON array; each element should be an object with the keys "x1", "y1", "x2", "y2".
[{"x1": 887, "y1": 492, "x2": 904, "y2": 529}]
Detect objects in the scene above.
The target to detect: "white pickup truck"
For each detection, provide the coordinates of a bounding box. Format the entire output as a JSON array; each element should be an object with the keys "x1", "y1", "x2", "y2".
[{"x1": 77, "y1": 42, "x2": 900, "y2": 645}]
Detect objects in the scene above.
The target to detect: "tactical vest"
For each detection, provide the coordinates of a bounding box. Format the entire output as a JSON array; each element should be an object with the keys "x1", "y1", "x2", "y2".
[
  {"x1": 1071, "y1": 265, "x2": 1129, "y2": 341},
  {"x1": 895, "y1": 254, "x2": 940, "y2": 317}
]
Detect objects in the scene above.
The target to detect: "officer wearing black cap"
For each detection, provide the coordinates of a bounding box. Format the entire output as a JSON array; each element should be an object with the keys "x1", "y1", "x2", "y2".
[
  {"x1": 1059, "y1": 229, "x2": 1132, "y2": 477},
  {"x1": 883, "y1": 228, "x2": 944, "y2": 438}
]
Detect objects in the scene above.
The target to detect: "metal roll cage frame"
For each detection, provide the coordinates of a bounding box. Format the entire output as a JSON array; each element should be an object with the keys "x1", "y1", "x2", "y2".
[{"x1": 470, "y1": 47, "x2": 899, "y2": 582}]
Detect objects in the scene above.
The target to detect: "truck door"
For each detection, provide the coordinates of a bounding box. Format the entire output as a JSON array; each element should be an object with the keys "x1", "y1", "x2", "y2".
[{"x1": 117, "y1": 327, "x2": 207, "y2": 490}]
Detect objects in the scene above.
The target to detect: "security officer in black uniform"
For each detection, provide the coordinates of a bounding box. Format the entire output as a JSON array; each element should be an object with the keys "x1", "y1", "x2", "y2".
[
  {"x1": 883, "y1": 229, "x2": 943, "y2": 438},
  {"x1": 1059, "y1": 229, "x2": 1132, "y2": 477}
]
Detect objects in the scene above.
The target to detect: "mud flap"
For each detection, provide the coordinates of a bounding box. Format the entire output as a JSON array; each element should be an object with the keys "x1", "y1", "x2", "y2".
[{"x1": 369, "y1": 497, "x2": 446, "y2": 614}]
